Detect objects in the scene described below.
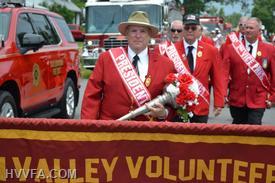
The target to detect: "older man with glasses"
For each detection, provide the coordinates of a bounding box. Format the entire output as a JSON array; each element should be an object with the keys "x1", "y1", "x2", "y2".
[
  {"x1": 164, "y1": 14, "x2": 225, "y2": 123},
  {"x1": 220, "y1": 17, "x2": 249, "y2": 58},
  {"x1": 156, "y1": 20, "x2": 183, "y2": 55},
  {"x1": 237, "y1": 16, "x2": 249, "y2": 40},
  {"x1": 169, "y1": 20, "x2": 184, "y2": 43}
]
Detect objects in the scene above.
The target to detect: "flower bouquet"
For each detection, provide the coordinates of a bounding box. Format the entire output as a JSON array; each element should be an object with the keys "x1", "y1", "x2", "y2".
[
  {"x1": 117, "y1": 73, "x2": 199, "y2": 121},
  {"x1": 165, "y1": 73, "x2": 199, "y2": 122}
]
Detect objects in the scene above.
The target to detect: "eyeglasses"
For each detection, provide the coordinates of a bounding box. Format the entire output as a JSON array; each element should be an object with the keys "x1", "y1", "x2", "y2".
[
  {"x1": 170, "y1": 29, "x2": 183, "y2": 33},
  {"x1": 239, "y1": 23, "x2": 246, "y2": 27},
  {"x1": 184, "y1": 25, "x2": 197, "y2": 31}
]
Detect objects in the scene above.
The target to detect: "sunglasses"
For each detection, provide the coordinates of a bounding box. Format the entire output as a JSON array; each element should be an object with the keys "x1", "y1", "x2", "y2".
[
  {"x1": 184, "y1": 25, "x2": 197, "y2": 31},
  {"x1": 239, "y1": 23, "x2": 246, "y2": 27},
  {"x1": 170, "y1": 29, "x2": 183, "y2": 33}
]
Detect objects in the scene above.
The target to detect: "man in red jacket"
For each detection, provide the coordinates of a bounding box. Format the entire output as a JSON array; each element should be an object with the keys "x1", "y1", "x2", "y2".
[
  {"x1": 165, "y1": 14, "x2": 224, "y2": 123},
  {"x1": 220, "y1": 16, "x2": 249, "y2": 59},
  {"x1": 81, "y1": 11, "x2": 176, "y2": 121},
  {"x1": 223, "y1": 17, "x2": 275, "y2": 124}
]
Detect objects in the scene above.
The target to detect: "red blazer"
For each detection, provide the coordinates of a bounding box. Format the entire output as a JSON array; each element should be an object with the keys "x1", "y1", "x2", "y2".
[
  {"x1": 223, "y1": 41, "x2": 275, "y2": 108},
  {"x1": 173, "y1": 40, "x2": 225, "y2": 115},
  {"x1": 200, "y1": 35, "x2": 215, "y2": 46},
  {"x1": 221, "y1": 31, "x2": 262, "y2": 58},
  {"x1": 81, "y1": 48, "x2": 176, "y2": 120}
]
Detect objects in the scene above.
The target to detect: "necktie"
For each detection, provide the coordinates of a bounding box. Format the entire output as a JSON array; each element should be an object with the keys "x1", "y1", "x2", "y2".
[
  {"x1": 248, "y1": 45, "x2": 253, "y2": 54},
  {"x1": 187, "y1": 46, "x2": 194, "y2": 73},
  {"x1": 241, "y1": 35, "x2": 245, "y2": 41},
  {"x1": 132, "y1": 54, "x2": 139, "y2": 75},
  {"x1": 247, "y1": 45, "x2": 253, "y2": 75}
]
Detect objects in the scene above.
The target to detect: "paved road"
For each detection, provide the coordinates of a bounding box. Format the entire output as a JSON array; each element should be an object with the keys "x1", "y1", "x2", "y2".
[{"x1": 75, "y1": 79, "x2": 275, "y2": 125}]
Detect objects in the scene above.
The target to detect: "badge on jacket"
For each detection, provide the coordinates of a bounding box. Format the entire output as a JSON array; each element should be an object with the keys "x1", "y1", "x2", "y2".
[
  {"x1": 197, "y1": 51, "x2": 202, "y2": 57},
  {"x1": 257, "y1": 51, "x2": 262, "y2": 57},
  {"x1": 145, "y1": 75, "x2": 151, "y2": 87}
]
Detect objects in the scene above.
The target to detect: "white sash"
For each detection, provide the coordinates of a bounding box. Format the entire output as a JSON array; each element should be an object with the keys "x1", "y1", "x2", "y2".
[
  {"x1": 109, "y1": 47, "x2": 151, "y2": 106},
  {"x1": 158, "y1": 41, "x2": 169, "y2": 55},
  {"x1": 228, "y1": 32, "x2": 270, "y2": 90},
  {"x1": 165, "y1": 43, "x2": 209, "y2": 104}
]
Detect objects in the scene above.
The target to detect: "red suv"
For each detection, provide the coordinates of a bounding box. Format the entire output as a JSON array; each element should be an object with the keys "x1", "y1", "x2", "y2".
[
  {"x1": 0, "y1": 1, "x2": 81, "y2": 118},
  {"x1": 68, "y1": 23, "x2": 84, "y2": 41}
]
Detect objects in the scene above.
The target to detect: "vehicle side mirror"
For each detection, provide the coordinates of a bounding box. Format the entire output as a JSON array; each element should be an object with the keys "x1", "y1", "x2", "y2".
[{"x1": 20, "y1": 33, "x2": 45, "y2": 54}]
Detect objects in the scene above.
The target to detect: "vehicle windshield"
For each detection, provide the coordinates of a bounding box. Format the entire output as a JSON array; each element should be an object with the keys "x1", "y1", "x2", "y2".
[
  {"x1": 68, "y1": 24, "x2": 77, "y2": 30},
  {"x1": 86, "y1": 4, "x2": 162, "y2": 34},
  {"x1": 0, "y1": 12, "x2": 11, "y2": 41},
  {"x1": 201, "y1": 23, "x2": 220, "y2": 33},
  {"x1": 122, "y1": 5, "x2": 162, "y2": 28},
  {"x1": 86, "y1": 5, "x2": 122, "y2": 34}
]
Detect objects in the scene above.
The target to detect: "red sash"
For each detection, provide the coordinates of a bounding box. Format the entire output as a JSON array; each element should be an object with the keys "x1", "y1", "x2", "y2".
[
  {"x1": 165, "y1": 43, "x2": 209, "y2": 104},
  {"x1": 228, "y1": 32, "x2": 270, "y2": 90},
  {"x1": 109, "y1": 47, "x2": 151, "y2": 106}
]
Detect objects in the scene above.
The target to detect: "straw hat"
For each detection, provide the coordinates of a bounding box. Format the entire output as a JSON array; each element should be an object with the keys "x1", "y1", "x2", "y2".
[{"x1": 118, "y1": 11, "x2": 159, "y2": 37}]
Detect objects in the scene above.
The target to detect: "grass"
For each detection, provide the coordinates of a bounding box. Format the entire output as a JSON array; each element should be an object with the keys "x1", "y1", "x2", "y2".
[{"x1": 80, "y1": 66, "x2": 92, "y2": 79}]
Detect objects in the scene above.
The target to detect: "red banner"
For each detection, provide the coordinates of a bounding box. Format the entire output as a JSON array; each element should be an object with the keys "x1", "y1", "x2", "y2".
[{"x1": 0, "y1": 118, "x2": 275, "y2": 183}]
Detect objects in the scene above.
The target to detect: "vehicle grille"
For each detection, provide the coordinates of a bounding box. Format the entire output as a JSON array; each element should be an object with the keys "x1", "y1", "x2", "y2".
[{"x1": 104, "y1": 39, "x2": 128, "y2": 50}]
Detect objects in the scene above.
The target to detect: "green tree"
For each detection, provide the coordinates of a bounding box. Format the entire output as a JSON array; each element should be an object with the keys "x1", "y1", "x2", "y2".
[
  {"x1": 41, "y1": 2, "x2": 74, "y2": 23},
  {"x1": 72, "y1": 0, "x2": 85, "y2": 9},
  {"x1": 225, "y1": 13, "x2": 242, "y2": 29},
  {"x1": 204, "y1": 5, "x2": 219, "y2": 16},
  {"x1": 175, "y1": 0, "x2": 251, "y2": 16},
  {"x1": 182, "y1": 0, "x2": 205, "y2": 15},
  {"x1": 252, "y1": 0, "x2": 275, "y2": 33}
]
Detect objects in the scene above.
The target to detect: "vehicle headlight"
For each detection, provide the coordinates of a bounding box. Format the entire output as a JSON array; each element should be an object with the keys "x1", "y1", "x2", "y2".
[{"x1": 87, "y1": 40, "x2": 93, "y2": 46}]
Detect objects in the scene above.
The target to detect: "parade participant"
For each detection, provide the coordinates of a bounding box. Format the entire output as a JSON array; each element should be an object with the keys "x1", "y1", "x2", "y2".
[
  {"x1": 81, "y1": 11, "x2": 176, "y2": 120},
  {"x1": 165, "y1": 14, "x2": 224, "y2": 123},
  {"x1": 169, "y1": 20, "x2": 184, "y2": 43},
  {"x1": 220, "y1": 17, "x2": 249, "y2": 58},
  {"x1": 223, "y1": 17, "x2": 275, "y2": 125},
  {"x1": 157, "y1": 20, "x2": 183, "y2": 55},
  {"x1": 236, "y1": 16, "x2": 249, "y2": 41}
]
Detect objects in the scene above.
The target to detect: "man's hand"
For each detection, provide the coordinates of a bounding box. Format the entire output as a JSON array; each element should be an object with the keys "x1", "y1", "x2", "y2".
[
  {"x1": 224, "y1": 97, "x2": 229, "y2": 107},
  {"x1": 266, "y1": 100, "x2": 272, "y2": 109},
  {"x1": 145, "y1": 102, "x2": 167, "y2": 119},
  {"x1": 213, "y1": 107, "x2": 222, "y2": 117}
]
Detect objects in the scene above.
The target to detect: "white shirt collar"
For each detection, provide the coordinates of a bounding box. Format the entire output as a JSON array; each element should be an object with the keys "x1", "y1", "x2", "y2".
[
  {"x1": 127, "y1": 46, "x2": 149, "y2": 82},
  {"x1": 245, "y1": 39, "x2": 258, "y2": 47},
  {"x1": 245, "y1": 40, "x2": 258, "y2": 58},
  {"x1": 183, "y1": 39, "x2": 198, "y2": 52},
  {"x1": 128, "y1": 47, "x2": 148, "y2": 63}
]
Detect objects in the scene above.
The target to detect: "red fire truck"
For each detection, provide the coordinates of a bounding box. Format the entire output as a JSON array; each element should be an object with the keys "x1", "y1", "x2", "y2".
[{"x1": 82, "y1": 0, "x2": 168, "y2": 69}]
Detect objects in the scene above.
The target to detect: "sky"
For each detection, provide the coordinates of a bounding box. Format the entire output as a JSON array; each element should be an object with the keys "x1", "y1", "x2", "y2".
[{"x1": 209, "y1": 1, "x2": 253, "y2": 16}]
